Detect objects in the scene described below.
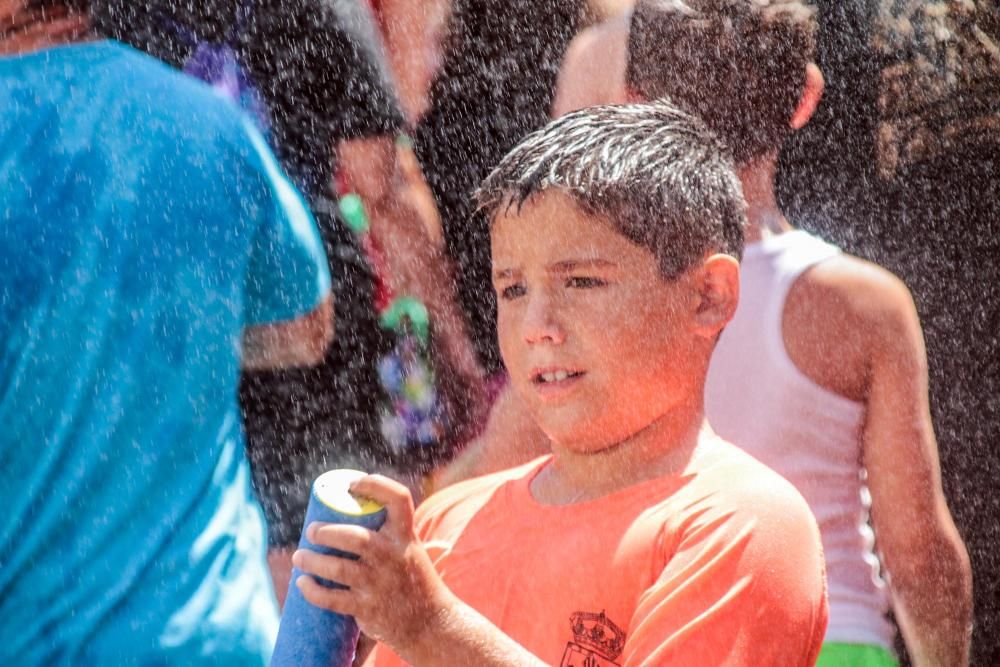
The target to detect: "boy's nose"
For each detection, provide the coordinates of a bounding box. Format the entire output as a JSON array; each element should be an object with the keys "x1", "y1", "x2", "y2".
[{"x1": 522, "y1": 293, "x2": 566, "y2": 345}]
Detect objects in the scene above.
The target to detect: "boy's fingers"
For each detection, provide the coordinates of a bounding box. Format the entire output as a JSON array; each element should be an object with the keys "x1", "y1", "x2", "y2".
[
  {"x1": 350, "y1": 475, "x2": 415, "y2": 537},
  {"x1": 307, "y1": 522, "x2": 374, "y2": 555},
  {"x1": 295, "y1": 575, "x2": 356, "y2": 615},
  {"x1": 293, "y1": 548, "x2": 366, "y2": 588}
]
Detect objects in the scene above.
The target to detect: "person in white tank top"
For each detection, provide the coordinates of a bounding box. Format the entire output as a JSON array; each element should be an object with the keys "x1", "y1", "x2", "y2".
[{"x1": 440, "y1": 2, "x2": 974, "y2": 665}]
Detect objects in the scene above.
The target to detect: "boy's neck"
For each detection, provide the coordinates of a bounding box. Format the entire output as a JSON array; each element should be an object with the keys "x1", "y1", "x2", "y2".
[
  {"x1": 737, "y1": 151, "x2": 794, "y2": 244},
  {"x1": 532, "y1": 397, "x2": 711, "y2": 505}
]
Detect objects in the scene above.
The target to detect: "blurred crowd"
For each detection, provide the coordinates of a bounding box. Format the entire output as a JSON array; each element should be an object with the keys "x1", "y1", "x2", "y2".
[{"x1": 1, "y1": 0, "x2": 997, "y2": 665}]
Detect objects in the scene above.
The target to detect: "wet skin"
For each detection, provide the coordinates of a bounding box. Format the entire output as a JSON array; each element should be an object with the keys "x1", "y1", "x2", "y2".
[{"x1": 491, "y1": 189, "x2": 718, "y2": 457}]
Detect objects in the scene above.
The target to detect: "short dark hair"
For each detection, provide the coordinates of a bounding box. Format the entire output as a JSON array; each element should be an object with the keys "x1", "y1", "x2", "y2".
[
  {"x1": 626, "y1": 0, "x2": 817, "y2": 164},
  {"x1": 475, "y1": 101, "x2": 746, "y2": 279}
]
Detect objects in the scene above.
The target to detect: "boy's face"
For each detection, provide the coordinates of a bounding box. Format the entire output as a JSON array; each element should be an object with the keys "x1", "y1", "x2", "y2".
[{"x1": 492, "y1": 189, "x2": 704, "y2": 453}]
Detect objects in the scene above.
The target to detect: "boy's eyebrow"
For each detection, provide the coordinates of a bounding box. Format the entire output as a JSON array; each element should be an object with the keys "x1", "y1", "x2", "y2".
[
  {"x1": 548, "y1": 259, "x2": 618, "y2": 272},
  {"x1": 492, "y1": 259, "x2": 618, "y2": 281}
]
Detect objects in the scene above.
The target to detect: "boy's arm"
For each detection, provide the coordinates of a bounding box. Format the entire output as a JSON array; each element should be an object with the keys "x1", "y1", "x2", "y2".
[
  {"x1": 376, "y1": 0, "x2": 450, "y2": 122},
  {"x1": 860, "y1": 273, "x2": 972, "y2": 666},
  {"x1": 621, "y1": 474, "x2": 828, "y2": 665},
  {"x1": 238, "y1": 116, "x2": 333, "y2": 366},
  {"x1": 241, "y1": 294, "x2": 333, "y2": 371},
  {"x1": 293, "y1": 475, "x2": 548, "y2": 667}
]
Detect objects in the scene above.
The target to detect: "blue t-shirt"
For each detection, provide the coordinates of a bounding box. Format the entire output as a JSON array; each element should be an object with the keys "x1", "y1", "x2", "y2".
[{"x1": 0, "y1": 42, "x2": 331, "y2": 664}]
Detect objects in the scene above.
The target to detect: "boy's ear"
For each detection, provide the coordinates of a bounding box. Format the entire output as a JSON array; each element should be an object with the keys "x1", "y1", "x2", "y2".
[
  {"x1": 790, "y1": 63, "x2": 824, "y2": 130},
  {"x1": 691, "y1": 254, "x2": 739, "y2": 338}
]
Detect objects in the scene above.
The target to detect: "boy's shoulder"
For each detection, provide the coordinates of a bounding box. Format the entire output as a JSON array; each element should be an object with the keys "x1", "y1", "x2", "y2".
[
  {"x1": 564, "y1": 13, "x2": 629, "y2": 70},
  {"x1": 690, "y1": 437, "x2": 813, "y2": 514},
  {"x1": 785, "y1": 248, "x2": 922, "y2": 366},
  {"x1": 553, "y1": 14, "x2": 629, "y2": 116},
  {"x1": 95, "y1": 42, "x2": 223, "y2": 106}
]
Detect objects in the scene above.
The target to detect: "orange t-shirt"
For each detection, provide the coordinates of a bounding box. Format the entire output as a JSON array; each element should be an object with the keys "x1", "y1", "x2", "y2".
[{"x1": 368, "y1": 438, "x2": 828, "y2": 666}]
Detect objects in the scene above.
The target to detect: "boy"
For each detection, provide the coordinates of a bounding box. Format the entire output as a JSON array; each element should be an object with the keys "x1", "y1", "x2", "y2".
[
  {"x1": 293, "y1": 101, "x2": 829, "y2": 665},
  {"x1": 1, "y1": 1, "x2": 332, "y2": 662},
  {"x1": 547, "y1": 1, "x2": 973, "y2": 664}
]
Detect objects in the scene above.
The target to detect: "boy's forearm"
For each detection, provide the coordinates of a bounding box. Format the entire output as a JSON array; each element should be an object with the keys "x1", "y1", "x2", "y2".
[
  {"x1": 241, "y1": 294, "x2": 334, "y2": 370},
  {"x1": 889, "y1": 532, "x2": 972, "y2": 667},
  {"x1": 394, "y1": 590, "x2": 548, "y2": 667}
]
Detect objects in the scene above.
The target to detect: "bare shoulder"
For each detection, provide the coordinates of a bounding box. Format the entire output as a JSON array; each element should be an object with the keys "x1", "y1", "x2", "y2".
[
  {"x1": 565, "y1": 14, "x2": 630, "y2": 60},
  {"x1": 783, "y1": 253, "x2": 920, "y2": 400},
  {"x1": 796, "y1": 253, "x2": 918, "y2": 335},
  {"x1": 587, "y1": 12, "x2": 631, "y2": 49}
]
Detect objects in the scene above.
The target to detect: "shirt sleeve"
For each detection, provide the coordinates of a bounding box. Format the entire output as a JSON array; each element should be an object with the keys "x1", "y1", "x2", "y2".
[
  {"x1": 239, "y1": 117, "x2": 332, "y2": 325},
  {"x1": 622, "y1": 477, "x2": 829, "y2": 667}
]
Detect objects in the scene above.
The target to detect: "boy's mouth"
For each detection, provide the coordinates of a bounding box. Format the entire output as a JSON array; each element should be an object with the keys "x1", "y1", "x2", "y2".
[{"x1": 531, "y1": 368, "x2": 585, "y2": 385}]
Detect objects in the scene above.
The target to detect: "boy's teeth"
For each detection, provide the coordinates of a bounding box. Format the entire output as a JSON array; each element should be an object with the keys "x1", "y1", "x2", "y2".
[
  {"x1": 540, "y1": 371, "x2": 572, "y2": 383},
  {"x1": 542, "y1": 372, "x2": 556, "y2": 383},
  {"x1": 554, "y1": 370, "x2": 568, "y2": 381}
]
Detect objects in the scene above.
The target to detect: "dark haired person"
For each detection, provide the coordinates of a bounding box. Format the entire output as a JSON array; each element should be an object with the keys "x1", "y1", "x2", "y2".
[
  {"x1": 293, "y1": 102, "x2": 829, "y2": 666},
  {"x1": 0, "y1": 1, "x2": 332, "y2": 662}
]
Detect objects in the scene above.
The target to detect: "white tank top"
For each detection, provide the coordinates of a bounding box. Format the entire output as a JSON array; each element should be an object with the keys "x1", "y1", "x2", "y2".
[{"x1": 705, "y1": 230, "x2": 894, "y2": 649}]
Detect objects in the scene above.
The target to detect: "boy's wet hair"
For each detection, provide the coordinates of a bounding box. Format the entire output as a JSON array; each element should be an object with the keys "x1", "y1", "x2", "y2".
[
  {"x1": 626, "y1": 0, "x2": 817, "y2": 164},
  {"x1": 475, "y1": 101, "x2": 746, "y2": 279}
]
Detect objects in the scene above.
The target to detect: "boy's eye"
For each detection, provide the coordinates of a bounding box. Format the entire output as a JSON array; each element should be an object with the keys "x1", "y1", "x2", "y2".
[
  {"x1": 500, "y1": 283, "x2": 527, "y2": 300},
  {"x1": 565, "y1": 276, "x2": 607, "y2": 289}
]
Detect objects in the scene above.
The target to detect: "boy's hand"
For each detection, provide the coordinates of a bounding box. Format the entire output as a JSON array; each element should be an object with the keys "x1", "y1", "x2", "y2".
[{"x1": 292, "y1": 475, "x2": 452, "y2": 654}]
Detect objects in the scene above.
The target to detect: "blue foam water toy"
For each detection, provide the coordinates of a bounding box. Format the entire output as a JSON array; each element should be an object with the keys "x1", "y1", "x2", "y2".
[{"x1": 271, "y1": 469, "x2": 387, "y2": 667}]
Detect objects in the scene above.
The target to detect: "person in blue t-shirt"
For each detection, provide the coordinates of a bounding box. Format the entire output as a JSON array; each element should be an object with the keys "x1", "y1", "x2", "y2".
[{"x1": 0, "y1": 2, "x2": 333, "y2": 664}]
